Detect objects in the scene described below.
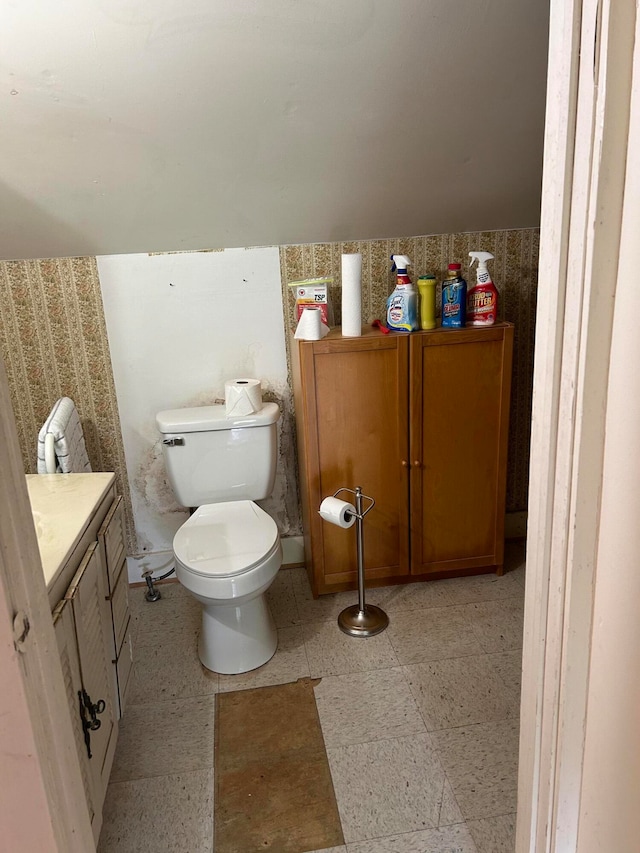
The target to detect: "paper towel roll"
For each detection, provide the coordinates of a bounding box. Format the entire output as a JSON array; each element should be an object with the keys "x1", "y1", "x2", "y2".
[
  {"x1": 318, "y1": 496, "x2": 356, "y2": 528},
  {"x1": 341, "y1": 253, "x2": 362, "y2": 337},
  {"x1": 225, "y1": 379, "x2": 263, "y2": 417}
]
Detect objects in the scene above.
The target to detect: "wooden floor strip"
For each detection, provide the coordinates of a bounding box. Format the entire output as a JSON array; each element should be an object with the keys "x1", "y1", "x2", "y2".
[{"x1": 215, "y1": 677, "x2": 344, "y2": 853}]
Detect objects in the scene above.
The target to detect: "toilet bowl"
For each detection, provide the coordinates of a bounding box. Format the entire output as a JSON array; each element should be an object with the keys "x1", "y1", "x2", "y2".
[{"x1": 173, "y1": 500, "x2": 282, "y2": 674}]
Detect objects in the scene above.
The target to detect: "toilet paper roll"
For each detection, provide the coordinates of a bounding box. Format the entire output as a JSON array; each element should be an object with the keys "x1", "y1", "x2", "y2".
[
  {"x1": 294, "y1": 307, "x2": 329, "y2": 341},
  {"x1": 318, "y1": 496, "x2": 356, "y2": 529},
  {"x1": 341, "y1": 253, "x2": 362, "y2": 337},
  {"x1": 225, "y1": 379, "x2": 263, "y2": 417}
]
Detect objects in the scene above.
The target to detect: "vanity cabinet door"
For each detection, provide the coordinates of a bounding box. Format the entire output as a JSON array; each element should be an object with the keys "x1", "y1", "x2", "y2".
[
  {"x1": 53, "y1": 599, "x2": 96, "y2": 830},
  {"x1": 65, "y1": 541, "x2": 118, "y2": 820}
]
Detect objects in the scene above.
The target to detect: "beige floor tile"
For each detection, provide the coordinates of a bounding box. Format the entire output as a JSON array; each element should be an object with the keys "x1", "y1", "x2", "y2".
[
  {"x1": 404, "y1": 655, "x2": 516, "y2": 731},
  {"x1": 314, "y1": 668, "x2": 426, "y2": 748},
  {"x1": 365, "y1": 580, "x2": 454, "y2": 613},
  {"x1": 306, "y1": 848, "x2": 347, "y2": 853},
  {"x1": 110, "y1": 696, "x2": 215, "y2": 782},
  {"x1": 267, "y1": 568, "x2": 302, "y2": 627},
  {"x1": 127, "y1": 627, "x2": 219, "y2": 705},
  {"x1": 292, "y1": 569, "x2": 454, "y2": 622},
  {"x1": 467, "y1": 813, "x2": 516, "y2": 853},
  {"x1": 98, "y1": 769, "x2": 213, "y2": 853},
  {"x1": 327, "y1": 735, "x2": 446, "y2": 842},
  {"x1": 292, "y1": 568, "x2": 360, "y2": 622},
  {"x1": 462, "y1": 598, "x2": 524, "y2": 653},
  {"x1": 432, "y1": 719, "x2": 520, "y2": 820},
  {"x1": 488, "y1": 650, "x2": 523, "y2": 695},
  {"x1": 439, "y1": 571, "x2": 524, "y2": 606},
  {"x1": 303, "y1": 620, "x2": 399, "y2": 677},
  {"x1": 131, "y1": 581, "x2": 200, "y2": 643},
  {"x1": 217, "y1": 626, "x2": 310, "y2": 692},
  {"x1": 439, "y1": 779, "x2": 464, "y2": 826},
  {"x1": 346, "y1": 823, "x2": 478, "y2": 853},
  {"x1": 386, "y1": 607, "x2": 480, "y2": 665}
]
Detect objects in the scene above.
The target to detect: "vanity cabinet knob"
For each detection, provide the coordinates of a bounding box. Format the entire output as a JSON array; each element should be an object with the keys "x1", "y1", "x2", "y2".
[
  {"x1": 401, "y1": 460, "x2": 409, "y2": 468},
  {"x1": 413, "y1": 460, "x2": 421, "y2": 468}
]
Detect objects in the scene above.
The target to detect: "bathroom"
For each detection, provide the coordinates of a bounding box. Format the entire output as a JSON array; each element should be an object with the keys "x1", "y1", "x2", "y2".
[{"x1": 3, "y1": 2, "x2": 640, "y2": 852}]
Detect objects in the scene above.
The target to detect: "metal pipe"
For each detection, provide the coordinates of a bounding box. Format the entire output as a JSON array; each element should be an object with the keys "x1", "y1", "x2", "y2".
[{"x1": 355, "y1": 486, "x2": 366, "y2": 613}]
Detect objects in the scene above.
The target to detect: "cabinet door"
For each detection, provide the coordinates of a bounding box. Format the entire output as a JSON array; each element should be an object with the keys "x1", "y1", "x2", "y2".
[
  {"x1": 410, "y1": 327, "x2": 513, "y2": 574},
  {"x1": 53, "y1": 599, "x2": 96, "y2": 829},
  {"x1": 65, "y1": 541, "x2": 118, "y2": 819},
  {"x1": 300, "y1": 333, "x2": 410, "y2": 592}
]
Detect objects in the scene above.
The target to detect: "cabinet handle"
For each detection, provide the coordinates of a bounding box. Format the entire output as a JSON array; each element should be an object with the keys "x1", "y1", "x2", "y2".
[
  {"x1": 413, "y1": 460, "x2": 421, "y2": 468},
  {"x1": 401, "y1": 460, "x2": 409, "y2": 468}
]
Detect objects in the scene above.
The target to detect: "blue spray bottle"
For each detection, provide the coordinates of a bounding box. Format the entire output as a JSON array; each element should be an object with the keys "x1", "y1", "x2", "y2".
[{"x1": 386, "y1": 255, "x2": 419, "y2": 332}]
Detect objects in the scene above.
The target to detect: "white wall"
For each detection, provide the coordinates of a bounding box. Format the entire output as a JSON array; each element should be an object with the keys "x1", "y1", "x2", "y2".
[
  {"x1": 2, "y1": 0, "x2": 549, "y2": 259},
  {"x1": 97, "y1": 246, "x2": 291, "y2": 562}
]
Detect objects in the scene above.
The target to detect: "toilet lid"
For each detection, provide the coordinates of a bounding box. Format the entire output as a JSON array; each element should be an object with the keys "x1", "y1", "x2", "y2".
[{"x1": 173, "y1": 501, "x2": 279, "y2": 578}]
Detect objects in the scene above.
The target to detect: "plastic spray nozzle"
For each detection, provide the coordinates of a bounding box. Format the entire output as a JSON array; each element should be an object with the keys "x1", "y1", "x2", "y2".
[
  {"x1": 391, "y1": 255, "x2": 411, "y2": 272},
  {"x1": 469, "y1": 251, "x2": 494, "y2": 270}
]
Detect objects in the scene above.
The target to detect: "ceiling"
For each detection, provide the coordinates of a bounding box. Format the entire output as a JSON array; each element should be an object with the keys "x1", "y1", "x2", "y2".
[{"x1": 1, "y1": 0, "x2": 549, "y2": 259}]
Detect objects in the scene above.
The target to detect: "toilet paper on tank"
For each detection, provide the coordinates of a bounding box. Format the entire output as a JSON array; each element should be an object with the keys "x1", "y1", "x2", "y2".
[
  {"x1": 318, "y1": 496, "x2": 356, "y2": 529},
  {"x1": 225, "y1": 379, "x2": 263, "y2": 417}
]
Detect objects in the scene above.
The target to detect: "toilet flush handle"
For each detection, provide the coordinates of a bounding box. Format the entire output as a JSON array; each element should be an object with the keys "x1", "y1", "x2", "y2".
[{"x1": 162, "y1": 437, "x2": 185, "y2": 446}]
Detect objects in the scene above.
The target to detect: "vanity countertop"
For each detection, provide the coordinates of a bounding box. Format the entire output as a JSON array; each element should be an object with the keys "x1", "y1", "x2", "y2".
[{"x1": 26, "y1": 473, "x2": 116, "y2": 590}]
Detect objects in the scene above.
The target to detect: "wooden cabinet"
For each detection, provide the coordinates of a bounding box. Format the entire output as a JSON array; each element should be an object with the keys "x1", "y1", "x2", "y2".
[{"x1": 292, "y1": 323, "x2": 514, "y2": 595}]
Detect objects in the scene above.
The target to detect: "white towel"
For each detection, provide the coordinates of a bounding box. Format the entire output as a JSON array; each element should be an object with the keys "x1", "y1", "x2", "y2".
[{"x1": 37, "y1": 397, "x2": 92, "y2": 474}]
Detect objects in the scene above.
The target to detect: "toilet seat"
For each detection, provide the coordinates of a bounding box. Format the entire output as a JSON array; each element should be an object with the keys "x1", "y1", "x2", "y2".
[{"x1": 173, "y1": 500, "x2": 279, "y2": 578}]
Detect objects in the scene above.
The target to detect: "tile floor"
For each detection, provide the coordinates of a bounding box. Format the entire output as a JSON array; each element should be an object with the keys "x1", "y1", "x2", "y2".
[{"x1": 98, "y1": 543, "x2": 525, "y2": 853}]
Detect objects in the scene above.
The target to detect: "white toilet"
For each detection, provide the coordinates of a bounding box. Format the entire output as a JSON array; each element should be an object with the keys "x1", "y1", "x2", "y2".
[{"x1": 156, "y1": 402, "x2": 282, "y2": 675}]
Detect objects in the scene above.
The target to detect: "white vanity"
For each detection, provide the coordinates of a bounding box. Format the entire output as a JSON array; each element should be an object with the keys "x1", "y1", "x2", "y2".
[{"x1": 27, "y1": 473, "x2": 133, "y2": 844}]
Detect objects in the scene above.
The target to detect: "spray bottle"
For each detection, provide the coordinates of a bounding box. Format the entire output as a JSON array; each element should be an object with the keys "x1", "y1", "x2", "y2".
[
  {"x1": 386, "y1": 255, "x2": 419, "y2": 332},
  {"x1": 441, "y1": 263, "x2": 467, "y2": 328},
  {"x1": 467, "y1": 252, "x2": 498, "y2": 326}
]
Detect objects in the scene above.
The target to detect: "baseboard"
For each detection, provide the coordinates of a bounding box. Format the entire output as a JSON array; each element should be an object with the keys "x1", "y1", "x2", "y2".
[
  {"x1": 281, "y1": 535, "x2": 305, "y2": 567},
  {"x1": 505, "y1": 511, "x2": 528, "y2": 540}
]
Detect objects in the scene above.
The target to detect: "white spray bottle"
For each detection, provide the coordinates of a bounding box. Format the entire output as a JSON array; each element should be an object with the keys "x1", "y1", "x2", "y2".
[{"x1": 386, "y1": 255, "x2": 419, "y2": 332}]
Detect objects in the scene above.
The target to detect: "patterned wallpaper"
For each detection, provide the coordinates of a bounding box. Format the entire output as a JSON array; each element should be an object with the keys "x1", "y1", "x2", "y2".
[
  {"x1": 280, "y1": 229, "x2": 539, "y2": 513},
  {"x1": 0, "y1": 257, "x2": 137, "y2": 551},
  {"x1": 0, "y1": 228, "x2": 537, "y2": 562}
]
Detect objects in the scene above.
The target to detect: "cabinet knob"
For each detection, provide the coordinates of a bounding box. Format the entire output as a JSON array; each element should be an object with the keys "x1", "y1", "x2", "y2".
[
  {"x1": 401, "y1": 460, "x2": 409, "y2": 468},
  {"x1": 413, "y1": 460, "x2": 421, "y2": 468}
]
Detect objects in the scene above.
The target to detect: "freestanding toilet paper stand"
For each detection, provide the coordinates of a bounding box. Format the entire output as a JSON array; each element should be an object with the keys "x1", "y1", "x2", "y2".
[{"x1": 330, "y1": 486, "x2": 389, "y2": 638}]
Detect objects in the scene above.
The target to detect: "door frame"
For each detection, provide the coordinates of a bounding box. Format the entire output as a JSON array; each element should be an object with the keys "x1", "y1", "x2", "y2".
[
  {"x1": 517, "y1": 0, "x2": 638, "y2": 849},
  {"x1": 0, "y1": 355, "x2": 95, "y2": 851}
]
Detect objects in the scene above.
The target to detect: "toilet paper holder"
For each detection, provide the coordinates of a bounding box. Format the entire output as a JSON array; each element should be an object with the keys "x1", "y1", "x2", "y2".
[{"x1": 324, "y1": 486, "x2": 389, "y2": 638}]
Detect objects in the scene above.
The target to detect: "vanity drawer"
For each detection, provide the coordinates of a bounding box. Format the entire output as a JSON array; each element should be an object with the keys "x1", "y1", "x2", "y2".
[
  {"x1": 116, "y1": 625, "x2": 134, "y2": 718},
  {"x1": 98, "y1": 495, "x2": 125, "y2": 590},
  {"x1": 109, "y1": 561, "x2": 130, "y2": 655}
]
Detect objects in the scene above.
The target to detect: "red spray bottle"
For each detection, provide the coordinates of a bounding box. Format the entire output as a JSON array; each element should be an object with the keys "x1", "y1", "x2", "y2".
[{"x1": 467, "y1": 252, "x2": 498, "y2": 326}]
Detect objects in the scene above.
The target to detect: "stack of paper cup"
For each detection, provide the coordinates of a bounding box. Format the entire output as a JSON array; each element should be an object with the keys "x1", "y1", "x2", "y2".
[
  {"x1": 294, "y1": 307, "x2": 328, "y2": 340},
  {"x1": 225, "y1": 379, "x2": 263, "y2": 417},
  {"x1": 341, "y1": 253, "x2": 362, "y2": 337}
]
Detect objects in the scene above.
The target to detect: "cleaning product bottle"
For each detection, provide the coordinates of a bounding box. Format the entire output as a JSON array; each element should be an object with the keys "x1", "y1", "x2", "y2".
[
  {"x1": 467, "y1": 252, "x2": 498, "y2": 326},
  {"x1": 386, "y1": 255, "x2": 419, "y2": 332},
  {"x1": 441, "y1": 263, "x2": 467, "y2": 328},
  {"x1": 417, "y1": 275, "x2": 437, "y2": 330}
]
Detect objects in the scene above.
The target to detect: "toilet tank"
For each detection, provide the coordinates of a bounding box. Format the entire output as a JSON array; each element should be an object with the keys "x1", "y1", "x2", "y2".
[{"x1": 156, "y1": 402, "x2": 280, "y2": 508}]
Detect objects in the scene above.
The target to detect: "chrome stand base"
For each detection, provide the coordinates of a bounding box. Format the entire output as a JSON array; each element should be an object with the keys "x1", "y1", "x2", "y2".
[{"x1": 338, "y1": 604, "x2": 389, "y2": 637}]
